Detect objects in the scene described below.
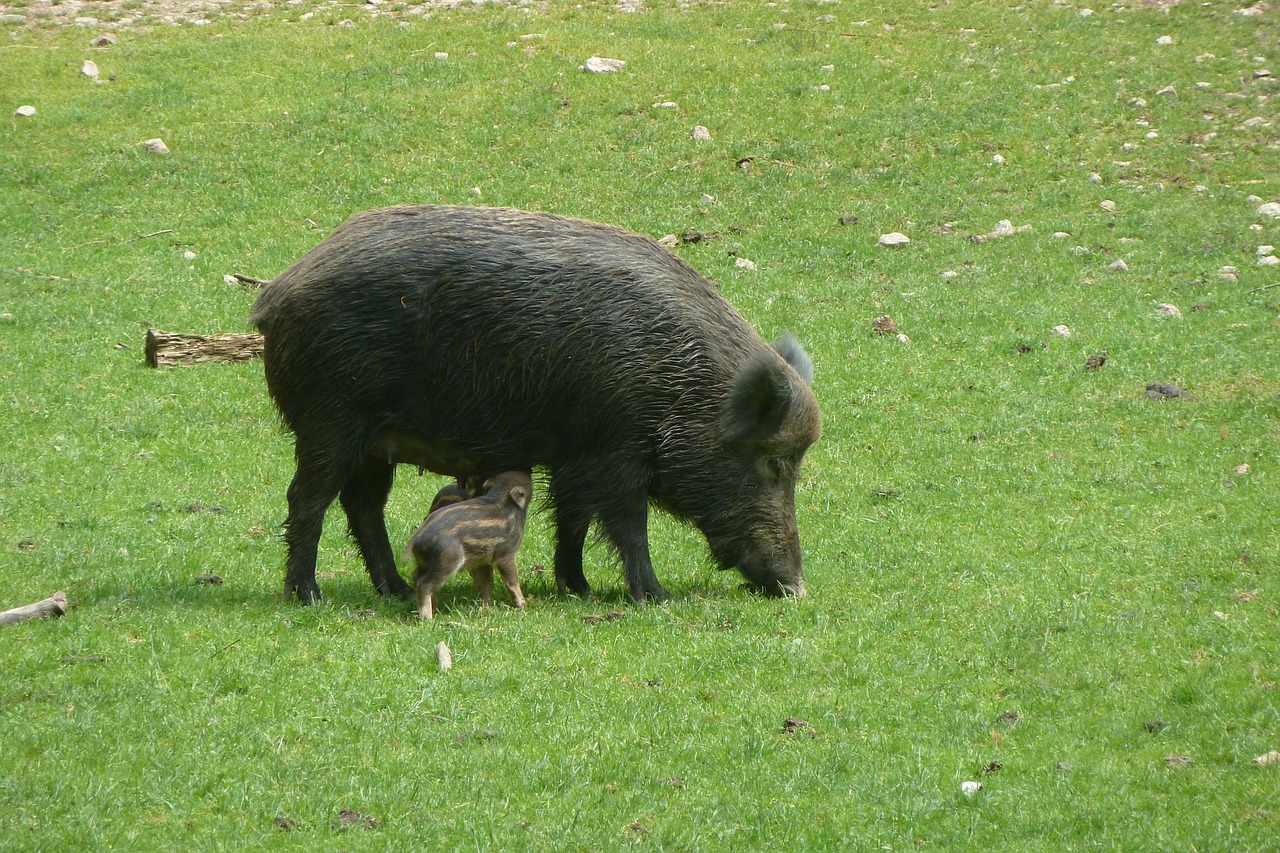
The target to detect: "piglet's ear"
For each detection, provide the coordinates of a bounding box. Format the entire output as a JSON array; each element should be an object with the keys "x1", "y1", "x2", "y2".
[
  {"x1": 508, "y1": 486, "x2": 530, "y2": 511},
  {"x1": 724, "y1": 352, "x2": 795, "y2": 450}
]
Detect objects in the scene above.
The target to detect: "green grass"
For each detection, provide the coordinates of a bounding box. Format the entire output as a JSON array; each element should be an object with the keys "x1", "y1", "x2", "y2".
[{"x1": 3, "y1": 0, "x2": 1279, "y2": 848}]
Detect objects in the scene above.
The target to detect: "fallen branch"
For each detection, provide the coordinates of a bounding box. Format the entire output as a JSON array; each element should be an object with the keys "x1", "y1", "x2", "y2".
[
  {"x1": 0, "y1": 591, "x2": 68, "y2": 627},
  {"x1": 1248, "y1": 282, "x2": 1280, "y2": 294},
  {"x1": 145, "y1": 330, "x2": 264, "y2": 367},
  {"x1": 228, "y1": 273, "x2": 270, "y2": 287}
]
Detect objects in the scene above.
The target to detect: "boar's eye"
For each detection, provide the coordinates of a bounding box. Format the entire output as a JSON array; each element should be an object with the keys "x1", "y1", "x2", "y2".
[{"x1": 763, "y1": 457, "x2": 789, "y2": 484}]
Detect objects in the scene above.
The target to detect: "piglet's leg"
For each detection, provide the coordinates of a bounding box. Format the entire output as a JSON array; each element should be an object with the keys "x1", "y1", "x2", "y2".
[
  {"x1": 495, "y1": 554, "x2": 526, "y2": 610},
  {"x1": 469, "y1": 564, "x2": 495, "y2": 608}
]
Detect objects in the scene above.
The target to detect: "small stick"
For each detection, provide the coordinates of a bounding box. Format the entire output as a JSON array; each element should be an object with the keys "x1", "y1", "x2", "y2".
[
  {"x1": 0, "y1": 591, "x2": 68, "y2": 627},
  {"x1": 1247, "y1": 282, "x2": 1280, "y2": 293},
  {"x1": 230, "y1": 273, "x2": 271, "y2": 287},
  {"x1": 127, "y1": 229, "x2": 174, "y2": 242}
]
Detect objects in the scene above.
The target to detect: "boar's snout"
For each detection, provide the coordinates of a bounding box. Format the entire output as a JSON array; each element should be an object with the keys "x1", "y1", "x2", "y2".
[{"x1": 740, "y1": 550, "x2": 806, "y2": 599}]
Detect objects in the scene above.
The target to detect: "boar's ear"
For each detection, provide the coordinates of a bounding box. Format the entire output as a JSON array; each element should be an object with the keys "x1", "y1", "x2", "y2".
[
  {"x1": 772, "y1": 332, "x2": 814, "y2": 386},
  {"x1": 724, "y1": 352, "x2": 796, "y2": 449},
  {"x1": 508, "y1": 485, "x2": 530, "y2": 511}
]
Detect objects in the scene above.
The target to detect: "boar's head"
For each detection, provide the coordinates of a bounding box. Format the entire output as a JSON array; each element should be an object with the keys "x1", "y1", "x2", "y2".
[{"x1": 662, "y1": 334, "x2": 821, "y2": 597}]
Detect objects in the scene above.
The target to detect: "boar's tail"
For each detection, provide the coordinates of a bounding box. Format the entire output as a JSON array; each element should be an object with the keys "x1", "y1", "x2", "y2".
[{"x1": 247, "y1": 282, "x2": 283, "y2": 333}]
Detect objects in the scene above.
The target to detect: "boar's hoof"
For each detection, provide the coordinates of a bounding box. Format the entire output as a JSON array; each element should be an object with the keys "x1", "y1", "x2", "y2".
[
  {"x1": 286, "y1": 577, "x2": 324, "y2": 605},
  {"x1": 375, "y1": 574, "x2": 414, "y2": 600},
  {"x1": 630, "y1": 584, "x2": 672, "y2": 604},
  {"x1": 555, "y1": 577, "x2": 593, "y2": 598}
]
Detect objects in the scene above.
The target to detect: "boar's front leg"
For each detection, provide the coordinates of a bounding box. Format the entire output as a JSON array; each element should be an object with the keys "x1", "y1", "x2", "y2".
[
  {"x1": 549, "y1": 476, "x2": 593, "y2": 598},
  {"x1": 339, "y1": 456, "x2": 413, "y2": 599},
  {"x1": 600, "y1": 491, "x2": 670, "y2": 604}
]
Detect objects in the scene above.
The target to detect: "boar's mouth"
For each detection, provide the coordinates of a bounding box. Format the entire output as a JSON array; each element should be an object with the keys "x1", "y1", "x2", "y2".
[{"x1": 745, "y1": 576, "x2": 807, "y2": 599}]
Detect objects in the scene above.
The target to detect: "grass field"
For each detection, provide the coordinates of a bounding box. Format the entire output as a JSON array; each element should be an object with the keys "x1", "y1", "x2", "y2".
[{"x1": 2, "y1": 0, "x2": 1279, "y2": 848}]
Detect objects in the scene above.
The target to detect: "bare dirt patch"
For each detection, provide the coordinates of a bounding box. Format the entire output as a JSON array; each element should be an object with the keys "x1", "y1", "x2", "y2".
[{"x1": 1, "y1": 0, "x2": 524, "y2": 28}]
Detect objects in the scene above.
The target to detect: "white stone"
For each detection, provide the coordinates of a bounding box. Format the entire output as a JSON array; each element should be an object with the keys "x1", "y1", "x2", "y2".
[
  {"x1": 700, "y1": 194, "x2": 715, "y2": 205},
  {"x1": 1196, "y1": 82, "x2": 1211, "y2": 90},
  {"x1": 1107, "y1": 259, "x2": 1129, "y2": 272},
  {"x1": 941, "y1": 270, "x2": 959, "y2": 280},
  {"x1": 992, "y1": 154, "x2": 1005, "y2": 165},
  {"x1": 817, "y1": 85, "x2": 830, "y2": 92},
  {"x1": 991, "y1": 219, "x2": 1016, "y2": 237},
  {"x1": 1157, "y1": 302, "x2": 1182, "y2": 319},
  {"x1": 143, "y1": 138, "x2": 170, "y2": 154},
  {"x1": 1053, "y1": 231, "x2": 1071, "y2": 239},
  {"x1": 1258, "y1": 246, "x2": 1276, "y2": 256},
  {"x1": 1146, "y1": 131, "x2": 1159, "y2": 140},
  {"x1": 961, "y1": 781, "x2": 983, "y2": 796},
  {"x1": 91, "y1": 33, "x2": 118, "y2": 47},
  {"x1": 1078, "y1": 8, "x2": 1094, "y2": 17},
  {"x1": 1241, "y1": 117, "x2": 1271, "y2": 128},
  {"x1": 821, "y1": 64, "x2": 834, "y2": 72},
  {"x1": 1156, "y1": 85, "x2": 1176, "y2": 96},
  {"x1": 1053, "y1": 325, "x2": 1072, "y2": 337},
  {"x1": 1100, "y1": 200, "x2": 1116, "y2": 212},
  {"x1": 658, "y1": 234, "x2": 678, "y2": 248},
  {"x1": 15, "y1": 105, "x2": 36, "y2": 118},
  {"x1": 1089, "y1": 173, "x2": 1102, "y2": 184},
  {"x1": 182, "y1": 250, "x2": 197, "y2": 261},
  {"x1": 82, "y1": 60, "x2": 100, "y2": 79},
  {"x1": 735, "y1": 257, "x2": 757, "y2": 271},
  {"x1": 337, "y1": 19, "x2": 354, "y2": 27},
  {"x1": 896, "y1": 333, "x2": 911, "y2": 344},
  {"x1": 1258, "y1": 255, "x2": 1280, "y2": 267},
  {"x1": 690, "y1": 125, "x2": 711, "y2": 141},
  {"x1": 877, "y1": 232, "x2": 910, "y2": 248},
  {"x1": 652, "y1": 101, "x2": 677, "y2": 109},
  {"x1": 583, "y1": 56, "x2": 626, "y2": 73},
  {"x1": 1156, "y1": 36, "x2": 1173, "y2": 45},
  {"x1": 1258, "y1": 202, "x2": 1280, "y2": 218},
  {"x1": 434, "y1": 52, "x2": 448, "y2": 60}
]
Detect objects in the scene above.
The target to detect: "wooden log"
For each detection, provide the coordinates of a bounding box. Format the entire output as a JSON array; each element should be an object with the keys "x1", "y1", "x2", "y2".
[
  {"x1": 0, "y1": 591, "x2": 68, "y2": 627},
  {"x1": 145, "y1": 330, "x2": 264, "y2": 367}
]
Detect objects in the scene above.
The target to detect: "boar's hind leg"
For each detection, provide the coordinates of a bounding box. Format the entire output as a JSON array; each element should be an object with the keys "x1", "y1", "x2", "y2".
[
  {"x1": 600, "y1": 493, "x2": 670, "y2": 604},
  {"x1": 339, "y1": 457, "x2": 413, "y2": 599},
  {"x1": 282, "y1": 457, "x2": 344, "y2": 604}
]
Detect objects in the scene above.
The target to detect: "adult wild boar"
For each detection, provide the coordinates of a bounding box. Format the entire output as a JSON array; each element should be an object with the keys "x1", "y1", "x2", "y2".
[{"x1": 249, "y1": 205, "x2": 821, "y2": 605}]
